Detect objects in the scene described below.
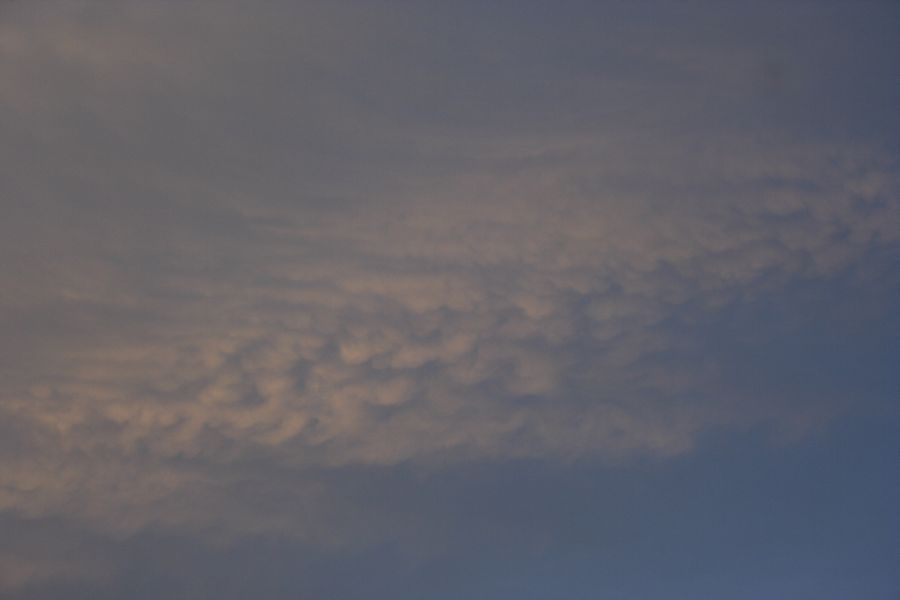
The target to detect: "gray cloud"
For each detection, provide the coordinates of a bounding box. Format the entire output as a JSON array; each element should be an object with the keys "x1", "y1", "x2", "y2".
[{"x1": 1, "y1": 1, "x2": 898, "y2": 592}]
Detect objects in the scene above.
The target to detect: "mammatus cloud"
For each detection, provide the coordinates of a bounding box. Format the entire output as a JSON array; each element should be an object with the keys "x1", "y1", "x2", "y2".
[
  {"x1": 1, "y1": 1, "x2": 898, "y2": 591},
  {"x1": 3, "y1": 139, "x2": 896, "y2": 540}
]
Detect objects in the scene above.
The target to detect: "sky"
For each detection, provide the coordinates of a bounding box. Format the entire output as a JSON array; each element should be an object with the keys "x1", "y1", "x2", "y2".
[{"x1": 0, "y1": 1, "x2": 898, "y2": 598}]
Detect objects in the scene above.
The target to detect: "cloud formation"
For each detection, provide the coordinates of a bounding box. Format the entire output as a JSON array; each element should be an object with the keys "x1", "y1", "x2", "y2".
[{"x1": 1, "y1": 1, "x2": 898, "y2": 583}]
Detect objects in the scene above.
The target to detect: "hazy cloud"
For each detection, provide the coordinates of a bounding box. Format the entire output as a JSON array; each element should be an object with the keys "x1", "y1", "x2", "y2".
[{"x1": 1, "y1": 1, "x2": 898, "y2": 595}]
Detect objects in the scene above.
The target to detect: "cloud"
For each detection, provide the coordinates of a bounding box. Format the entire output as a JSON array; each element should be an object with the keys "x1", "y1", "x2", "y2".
[
  {"x1": 0, "y1": 0, "x2": 898, "y2": 555},
  {"x1": 0, "y1": 518, "x2": 113, "y2": 592}
]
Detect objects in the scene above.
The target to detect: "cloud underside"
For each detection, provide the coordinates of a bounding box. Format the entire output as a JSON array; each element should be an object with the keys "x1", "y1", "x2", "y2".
[{"x1": 0, "y1": 1, "x2": 898, "y2": 548}]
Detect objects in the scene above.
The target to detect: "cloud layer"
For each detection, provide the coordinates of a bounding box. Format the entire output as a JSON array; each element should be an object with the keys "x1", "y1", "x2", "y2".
[{"x1": 1, "y1": 2, "x2": 898, "y2": 590}]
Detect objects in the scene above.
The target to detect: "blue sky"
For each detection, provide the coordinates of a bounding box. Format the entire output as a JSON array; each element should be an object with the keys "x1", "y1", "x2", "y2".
[{"x1": 0, "y1": 1, "x2": 898, "y2": 597}]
